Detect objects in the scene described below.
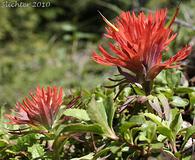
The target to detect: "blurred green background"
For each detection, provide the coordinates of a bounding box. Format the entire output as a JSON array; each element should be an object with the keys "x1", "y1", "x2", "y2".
[{"x1": 0, "y1": 0, "x2": 194, "y2": 106}]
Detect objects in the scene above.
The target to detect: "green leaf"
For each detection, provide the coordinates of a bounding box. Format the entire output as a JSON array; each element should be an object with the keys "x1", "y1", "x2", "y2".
[
  {"x1": 175, "y1": 87, "x2": 194, "y2": 94},
  {"x1": 181, "y1": 126, "x2": 195, "y2": 150},
  {"x1": 140, "y1": 121, "x2": 157, "y2": 143},
  {"x1": 28, "y1": 144, "x2": 45, "y2": 159},
  {"x1": 166, "y1": 69, "x2": 181, "y2": 89},
  {"x1": 93, "y1": 147, "x2": 111, "y2": 160},
  {"x1": 120, "y1": 115, "x2": 146, "y2": 144},
  {"x1": 87, "y1": 96, "x2": 118, "y2": 140},
  {"x1": 189, "y1": 92, "x2": 195, "y2": 107},
  {"x1": 120, "y1": 122, "x2": 141, "y2": 134},
  {"x1": 130, "y1": 115, "x2": 146, "y2": 124},
  {"x1": 144, "y1": 113, "x2": 164, "y2": 127},
  {"x1": 150, "y1": 143, "x2": 164, "y2": 149},
  {"x1": 0, "y1": 139, "x2": 8, "y2": 148},
  {"x1": 170, "y1": 109, "x2": 183, "y2": 135},
  {"x1": 87, "y1": 97, "x2": 108, "y2": 128},
  {"x1": 57, "y1": 123, "x2": 104, "y2": 136},
  {"x1": 144, "y1": 113, "x2": 173, "y2": 141},
  {"x1": 170, "y1": 96, "x2": 189, "y2": 108},
  {"x1": 182, "y1": 155, "x2": 193, "y2": 160},
  {"x1": 132, "y1": 84, "x2": 145, "y2": 95},
  {"x1": 104, "y1": 96, "x2": 116, "y2": 128},
  {"x1": 157, "y1": 126, "x2": 174, "y2": 141},
  {"x1": 130, "y1": 127, "x2": 142, "y2": 143},
  {"x1": 64, "y1": 108, "x2": 90, "y2": 121},
  {"x1": 71, "y1": 153, "x2": 95, "y2": 160},
  {"x1": 155, "y1": 86, "x2": 174, "y2": 98}
]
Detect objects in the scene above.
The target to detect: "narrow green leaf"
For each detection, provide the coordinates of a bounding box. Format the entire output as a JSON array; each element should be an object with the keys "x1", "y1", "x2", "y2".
[
  {"x1": 104, "y1": 96, "x2": 116, "y2": 128},
  {"x1": 57, "y1": 123, "x2": 104, "y2": 136},
  {"x1": 64, "y1": 108, "x2": 90, "y2": 121},
  {"x1": 144, "y1": 113, "x2": 164, "y2": 127},
  {"x1": 181, "y1": 126, "x2": 195, "y2": 150},
  {"x1": 93, "y1": 147, "x2": 111, "y2": 160},
  {"x1": 175, "y1": 87, "x2": 194, "y2": 94},
  {"x1": 170, "y1": 109, "x2": 183, "y2": 135},
  {"x1": 189, "y1": 92, "x2": 195, "y2": 107}
]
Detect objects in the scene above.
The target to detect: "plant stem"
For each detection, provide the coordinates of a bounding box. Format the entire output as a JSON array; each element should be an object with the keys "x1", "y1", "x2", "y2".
[
  {"x1": 171, "y1": 141, "x2": 177, "y2": 153},
  {"x1": 143, "y1": 80, "x2": 153, "y2": 96}
]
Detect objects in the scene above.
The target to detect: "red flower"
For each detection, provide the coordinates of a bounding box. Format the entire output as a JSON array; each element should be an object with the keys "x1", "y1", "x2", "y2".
[
  {"x1": 93, "y1": 9, "x2": 191, "y2": 82},
  {"x1": 6, "y1": 86, "x2": 63, "y2": 129}
]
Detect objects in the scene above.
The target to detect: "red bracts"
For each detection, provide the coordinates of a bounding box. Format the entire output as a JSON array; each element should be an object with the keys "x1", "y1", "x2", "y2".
[
  {"x1": 6, "y1": 86, "x2": 63, "y2": 129},
  {"x1": 93, "y1": 9, "x2": 191, "y2": 81}
]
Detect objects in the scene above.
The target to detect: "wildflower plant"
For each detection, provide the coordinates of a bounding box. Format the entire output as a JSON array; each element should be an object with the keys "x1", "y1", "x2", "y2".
[{"x1": 1, "y1": 7, "x2": 195, "y2": 160}]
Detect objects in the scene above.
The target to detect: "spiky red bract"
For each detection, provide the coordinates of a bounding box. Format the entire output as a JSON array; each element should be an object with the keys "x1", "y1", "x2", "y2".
[
  {"x1": 92, "y1": 9, "x2": 191, "y2": 82},
  {"x1": 6, "y1": 86, "x2": 63, "y2": 129}
]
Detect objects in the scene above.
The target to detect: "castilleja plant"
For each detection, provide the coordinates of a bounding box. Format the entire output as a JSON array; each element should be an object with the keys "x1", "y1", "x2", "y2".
[
  {"x1": 6, "y1": 86, "x2": 64, "y2": 131},
  {"x1": 92, "y1": 9, "x2": 192, "y2": 95}
]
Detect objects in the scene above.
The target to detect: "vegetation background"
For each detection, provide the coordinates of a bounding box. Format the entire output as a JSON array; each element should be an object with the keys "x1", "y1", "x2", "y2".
[{"x1": 0, "y1": 0, "x2": 194, "y2": 107}]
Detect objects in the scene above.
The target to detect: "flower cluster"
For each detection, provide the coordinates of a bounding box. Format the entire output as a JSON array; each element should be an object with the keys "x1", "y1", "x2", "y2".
[
  {"x1": 6, "y1": 86, "x2": 63, "y2": 129},
  {"x1": 93, "y1": 9, "x2": 191, "y2": 84}
]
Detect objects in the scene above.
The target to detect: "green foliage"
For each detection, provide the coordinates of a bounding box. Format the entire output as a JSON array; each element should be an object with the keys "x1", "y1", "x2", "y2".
[{"x1": 27, "y1": 144, "x2": 45, "y2": 159}]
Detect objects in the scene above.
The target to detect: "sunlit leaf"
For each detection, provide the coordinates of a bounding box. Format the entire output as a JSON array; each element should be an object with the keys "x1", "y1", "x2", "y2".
[
  {"x1": 144, "y1": 113, "x2": 173, "y2": 141},
  {"x1": 64, "y1": 108, "x2": 90, "y2": 121},
  {"x1": 28, "y1": 144, "x2": 45, "y2": 159},
  {"x1": 170, "y1": 109, "x2": 183, "y2": 135},
  {"x1": 87, "y1": 96, "x2": 118, "y2": 140},
  {"x1": 56, "y1": 123, "x2": 104, "y2": 136},
  {"x1": 170, "y1": 96, "x2": 189, "y2": 108},
  {"x1": 144, "y1": 113, "x2": 164, "y2": 127}
]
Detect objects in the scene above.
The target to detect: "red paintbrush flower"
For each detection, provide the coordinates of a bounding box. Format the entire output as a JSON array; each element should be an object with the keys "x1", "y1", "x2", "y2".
[
  {"x1": 93, "y1": 9, "x2": 191, "y2": 94},
  {"x1": 6, "y1": 86, "x2": 64, "y2": 130}
]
